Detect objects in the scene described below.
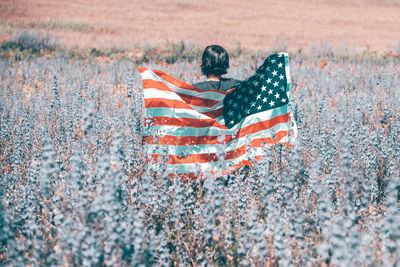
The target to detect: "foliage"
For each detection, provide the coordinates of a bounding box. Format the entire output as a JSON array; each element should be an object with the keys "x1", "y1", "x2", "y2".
[
  {"x1": 0, "y1": 22, "x2": 14, "y2": 35},
  {"x1": 0, "y1": 29, "x2": 59, "y2": 59},
  {"x1": 1, "y1": 28, "x2": 400, "y2": 65},
  {"x1": 0, "y1": 48, "x2": 399, "y2": 266},
  {"x1": 26, "y1": 20, "x2": 94, "y2": 32},
  {"x1": 0, "y1": 20, "x2": 94, "y2": 34}
]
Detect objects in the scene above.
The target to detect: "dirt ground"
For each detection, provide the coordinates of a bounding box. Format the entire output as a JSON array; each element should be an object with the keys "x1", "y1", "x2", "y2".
[{"x1": 1, "y1": 0, "x2": 400, "y2": 52}]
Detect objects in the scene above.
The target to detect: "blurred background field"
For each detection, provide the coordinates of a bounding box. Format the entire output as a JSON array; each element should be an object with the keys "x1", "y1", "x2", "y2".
[
  {"x1": 1, "y1": 0, "x2": 400, "y2": 53},
  {"x1": 1, "y1": 0, "x2": 400, "y2": 63}
]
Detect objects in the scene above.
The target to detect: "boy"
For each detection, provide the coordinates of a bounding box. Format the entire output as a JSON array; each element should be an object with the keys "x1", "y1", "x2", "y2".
[{"x1": 193, "y1": 45, "x2": 240, "y2": 92}]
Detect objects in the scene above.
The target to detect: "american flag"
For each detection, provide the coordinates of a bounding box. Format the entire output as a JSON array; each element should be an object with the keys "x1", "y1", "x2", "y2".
[{"x1": 139, "y1": 52, "x2": 297, "y2": 180}]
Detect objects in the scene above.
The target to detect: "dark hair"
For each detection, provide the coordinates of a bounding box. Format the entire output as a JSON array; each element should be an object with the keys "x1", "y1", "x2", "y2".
[{"x1": 201, "y1": 45, "x2": 229, "y2": 76}]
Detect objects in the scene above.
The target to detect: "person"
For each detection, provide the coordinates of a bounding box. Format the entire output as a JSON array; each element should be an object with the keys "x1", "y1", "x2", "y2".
[
  {"x1": 193, "y1": 45, "x2": 240, "y2": 92},
  {"x1": 193, "y1": 45, "x2": 251, "y2": 184}
]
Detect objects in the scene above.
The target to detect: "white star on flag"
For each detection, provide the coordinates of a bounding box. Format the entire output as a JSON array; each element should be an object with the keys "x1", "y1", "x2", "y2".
[
  {"x1": 273, "y1": 81, "x2": 279, "y2": 87},
  {"x1": 272, "y1": 70, "x2": 278, "y2": 76},
  {"x1": 269, "y1": 100, "x2": 275, "y2": 107}
]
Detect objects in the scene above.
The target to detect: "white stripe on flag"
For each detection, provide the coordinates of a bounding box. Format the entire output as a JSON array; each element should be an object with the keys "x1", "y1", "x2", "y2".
[
  {"x1": 145, "y1": 104, "x2": 288, "y2": 137},
  {"x1": 146, "y1": 123, "x2": 289, "y2": 155},
  {"x1": 144, "y1": 88, "x2": 186, "y2": 101},
  {"x1": 147, "y1": 107, "x2": 217, "y2": 120}
]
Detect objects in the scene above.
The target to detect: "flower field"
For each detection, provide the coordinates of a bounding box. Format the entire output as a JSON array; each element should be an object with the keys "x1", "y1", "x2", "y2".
[{"x1": 0, "y1": 48, "x2": 399, "y2": 266}]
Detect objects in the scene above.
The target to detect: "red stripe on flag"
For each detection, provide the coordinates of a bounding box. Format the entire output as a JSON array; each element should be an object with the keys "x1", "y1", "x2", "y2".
[
  {"x1": 138, "y1": 67, "x2": 149, "y2": 73},
  {"x1": 143, "y1": 80, "x2": 174, "y2": 92},
  {"x1": 150, "y1": 116, "x2": 226, "y2": 129},
  {"x1": 227, "y1": 155, "x2": 262, "y2": 172},
  {"x1": 148, "y1": 130, "x2": 288, "y2": 164},
  {"x1": 175, "y1": 172, "x2": 204, "y2": 181},
  {"x1": 144, "y1": 99, "x2": 223, "y2": 119},
  {"x1": 225, "y1": 131, "x2": 288, "y2": 159},
  {"x1": 139, "y1": 68, "x2": 229, "y2": 95},
  {"x1": 143, "y1": 134, "x2": 223, "y2": 146},
  {"x1": 150, "y1": 153, "x2": 218, "y2": 164},
  {"x1": 168, "y1": 155, "x2": 262, "y2": 180},
  {"x1": 203, "y1": 107, "x2": 223, "y2": 119},
  {"x1": 235, "y1": 113, "x2": 290, "y2": 139},
  {"x1": 177, "y1": 93, "x2": 220, "y2": 108},
  {"x1": 143, "y1": 80, "x2": 222, "y2": 108},
  {"x1": 144, "y1": 113, "x2": 290, "y2": 143},
  {"x1": 145, "y1": 99, "x2": 193, "y2": 109}
]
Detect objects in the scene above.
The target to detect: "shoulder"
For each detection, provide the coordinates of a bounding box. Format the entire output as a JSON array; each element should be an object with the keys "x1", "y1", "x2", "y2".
[
  {"x1": 192, "y1": 78, "x2": 241, "y2": 92},
  {"x1": 192, "y1": 81, "x2": 210, "y2": 89},
  {"x1": 192, "y1": 81, "x2": 218, "y2": 91},
  {"x1": 220, "y1": 78, "x2": 241, "y2": 91},
  {"x1": 222, "y1": 78, "x2": 241, "y2": 86}
]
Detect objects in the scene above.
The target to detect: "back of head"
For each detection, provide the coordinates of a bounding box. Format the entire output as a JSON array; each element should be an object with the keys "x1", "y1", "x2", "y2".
[{"x1": 201, "y1": 45, "x2": 229, "y2": 77}]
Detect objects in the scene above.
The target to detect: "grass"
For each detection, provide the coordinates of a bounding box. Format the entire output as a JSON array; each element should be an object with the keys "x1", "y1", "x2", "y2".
[
  {"x1": 1, "y1": 28, "x2": 399, "y2": 65},
  {"x1": 26, "y1": 20, "x2": 94, "y2": 32},
  {"x1": 0, "y1": 29, "x2": 59, "y2": 60},
  {"x1": 0, "y1": 22, "x2": 14, "y2": 35},
  {"x1": 175, "y1": 1, "x2": 191, "y2": 8},
  {"x1": 0, "y1": 20, "x2": 94, "y2": 34}
]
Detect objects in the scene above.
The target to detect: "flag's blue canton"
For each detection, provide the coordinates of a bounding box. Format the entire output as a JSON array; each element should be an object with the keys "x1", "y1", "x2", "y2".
[{"x1": 223, "y1": 53, "x2": 288, "y2": 128}]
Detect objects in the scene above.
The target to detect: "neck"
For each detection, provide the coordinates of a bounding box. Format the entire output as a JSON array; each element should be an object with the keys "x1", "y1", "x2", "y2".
[{"x1": 206, "y1": 74, "x2": 221, "y2": 82}]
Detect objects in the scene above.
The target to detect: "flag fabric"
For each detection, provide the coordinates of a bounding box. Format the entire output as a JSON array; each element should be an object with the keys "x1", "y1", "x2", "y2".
[{"x1": 139, "y1": 52, "x2": 297, "y2": 180}]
